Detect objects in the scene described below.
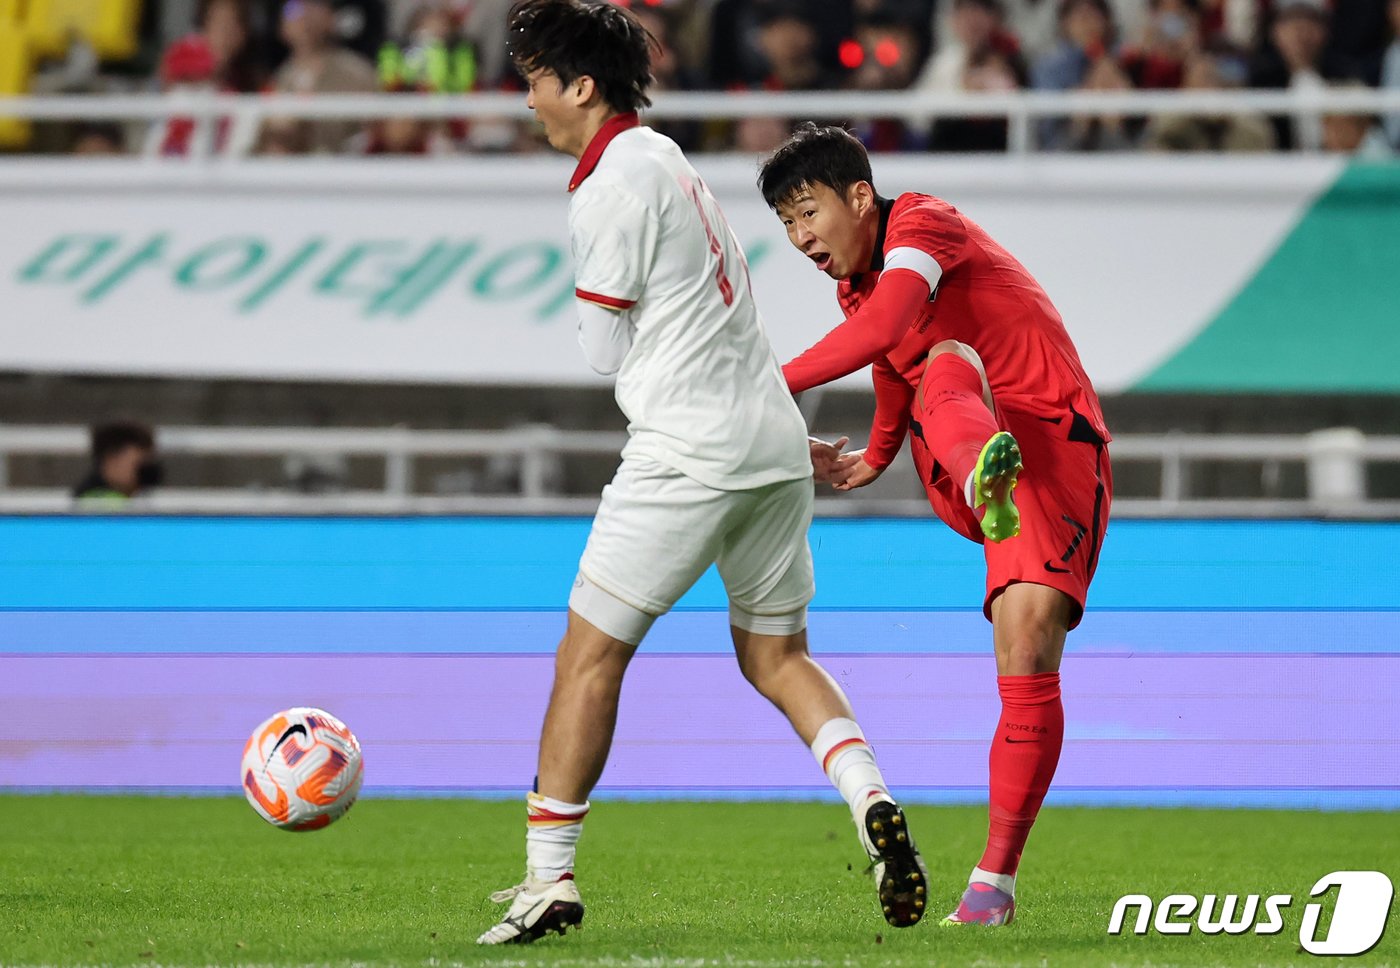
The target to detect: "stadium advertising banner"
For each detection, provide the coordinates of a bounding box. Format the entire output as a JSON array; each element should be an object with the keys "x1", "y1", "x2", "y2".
[
  {"x1": 2, "y1": 516, "x2": 1397, "y2": 810},
  {"x1": 1, "y1": 156, "x2": 1396, "y2": 391}
]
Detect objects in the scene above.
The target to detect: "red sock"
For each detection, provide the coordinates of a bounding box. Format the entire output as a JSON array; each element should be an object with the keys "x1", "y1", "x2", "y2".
[
  {"x1": 979, "y1": 672, "x2": 1064, "y2": 877},
  {"x1": 921, "y1": 354, "x2": 998, "y2": 492}
]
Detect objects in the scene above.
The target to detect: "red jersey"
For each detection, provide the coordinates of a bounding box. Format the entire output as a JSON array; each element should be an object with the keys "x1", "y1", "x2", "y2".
[{"x1": 783, "y1": 193, "x2": 1110, "y2": 469}]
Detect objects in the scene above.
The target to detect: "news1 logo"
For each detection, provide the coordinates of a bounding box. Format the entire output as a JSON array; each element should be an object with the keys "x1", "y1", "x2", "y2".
[{"x1": 1108, "y1": 871, "x2": 1394, "y2": 956}]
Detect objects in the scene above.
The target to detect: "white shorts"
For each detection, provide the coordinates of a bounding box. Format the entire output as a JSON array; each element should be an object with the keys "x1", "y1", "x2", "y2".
[{"x1": 571, "y1": 457, "x2": 815, "y2": 644}]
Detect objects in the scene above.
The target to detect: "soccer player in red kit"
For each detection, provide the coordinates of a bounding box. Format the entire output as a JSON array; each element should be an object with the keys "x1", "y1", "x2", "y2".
[{"x1": 759, "y1": 124, "x2": 1112, "y2": 927}]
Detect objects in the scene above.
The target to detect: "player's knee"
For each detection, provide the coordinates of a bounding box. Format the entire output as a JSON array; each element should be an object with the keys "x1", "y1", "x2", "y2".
[
  {"x1": 733, "y1": 638, "x2": 785, "y2": 691},
  {"x1": 992, "y1": 585, "x2": 1072, "y2": 674},
  {"x1": 928, "y1": 339, "x2": 976, "y2": 365},
  {"x1": 1000, "y1": 638, "x2": 1056, "y2": 675},
  {"x1": 731, "y1": 608, "x2": 809, "y2": 691},
  {"x1": 567, "y1": 572, "x2": 656, "y2": 647},
  {"x1": 926, "y1": 340, "x2": 994, "y2": 410},
  {"x1": 554, "y1": 624, "x2": 632, "y2": 685},
  {"x1": 556, "y1": 586, "x2": 643, "y2": 686},
  {"x1": 734, "y1": 649, "x2": 770, "y2": 691}
]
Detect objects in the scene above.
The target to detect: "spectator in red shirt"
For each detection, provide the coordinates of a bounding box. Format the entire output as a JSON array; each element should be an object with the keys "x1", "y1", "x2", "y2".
[
  {"x1": 152, "y1": 0, "x2": 262, "y2": 156},
  {"x1": 1119, "y1": 0, "x2": 1203, "y2": 87}
]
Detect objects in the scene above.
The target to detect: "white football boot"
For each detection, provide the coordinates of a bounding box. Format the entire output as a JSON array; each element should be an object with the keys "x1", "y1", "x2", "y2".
[{"x1": 475, "y1": 876, "x2": 585, "y2": 945}]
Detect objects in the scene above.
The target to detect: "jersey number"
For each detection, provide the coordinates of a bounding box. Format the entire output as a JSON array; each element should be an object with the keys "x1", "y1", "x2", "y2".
[{"x1": 682, "y1": 178, "x2": 734, "y2": 306}]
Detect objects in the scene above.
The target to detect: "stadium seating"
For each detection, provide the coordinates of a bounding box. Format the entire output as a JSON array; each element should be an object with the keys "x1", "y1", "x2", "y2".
[
  {"x1": 0, "y1": 0, "x2": 142, "y2": 148},
  {"x1": 25, "y1": 0, "x2": 140, "y2": 60},
  {"x1": 0, "y1": 22, "x2": 31, "y2": 148}
]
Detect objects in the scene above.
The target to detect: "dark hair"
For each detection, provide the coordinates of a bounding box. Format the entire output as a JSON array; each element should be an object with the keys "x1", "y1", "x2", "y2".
[
  {"x1": 196, "y1": 0, "x2": 251, "y2": 30},
  {"x1": 754, "y1": 0, "x2": 815, "y2": 28},
  {"x1": 91, "y1": 421, "x2": 155, "y2": 462},
  {"x1": 758, "y1": 122, "x2": 874, "y2": 209},
  {"x1": 506, "y1": 0, "x2": 655, "y2": 114},
  {"x1": 196, "y1": 0, "x2": 262, "y2": 91},
  {"x1": 1057, "y1": 0, "x2": 1111, "y2": 20}
]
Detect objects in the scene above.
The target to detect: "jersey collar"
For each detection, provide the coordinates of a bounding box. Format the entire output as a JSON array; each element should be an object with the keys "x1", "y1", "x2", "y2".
[
  {"x1": 568, "y1": 112, "x2": 641, "y2": 193},
  {"x1": 868, "y1": 195, "x2": 895, "y2": 272},
  {"x1": 850, "y1": 195, "x2": 895, "y2": 288}
]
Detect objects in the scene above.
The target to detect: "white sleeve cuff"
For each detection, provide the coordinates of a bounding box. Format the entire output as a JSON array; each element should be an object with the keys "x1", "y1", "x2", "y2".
[{"x1": 880, "y1": 246, "x2": 943, "y2": 293}]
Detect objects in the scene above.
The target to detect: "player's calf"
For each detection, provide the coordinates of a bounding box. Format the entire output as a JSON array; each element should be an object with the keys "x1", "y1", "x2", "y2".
[{"x1": 807, "y1": 716, "x2": 930, "y2": 927}]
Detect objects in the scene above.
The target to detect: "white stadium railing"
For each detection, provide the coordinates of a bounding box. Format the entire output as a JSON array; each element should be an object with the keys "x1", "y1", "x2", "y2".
[
  {"x1": 2, "y1": 424, "x2": 1397, "y2": 518},
  {"x1": 3, "y1": 88, "x2": 1399, "y2": 157}
]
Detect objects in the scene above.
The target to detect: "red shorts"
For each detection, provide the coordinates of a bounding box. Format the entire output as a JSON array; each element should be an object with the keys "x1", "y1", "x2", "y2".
[{"x1": 909, "y1": 407, "x2": 1111, "y2": 629}]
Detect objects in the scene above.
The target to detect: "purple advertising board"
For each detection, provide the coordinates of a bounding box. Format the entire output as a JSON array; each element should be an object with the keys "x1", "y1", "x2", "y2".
[{"x1": 1, "y1": 518, "x2": 1396, "y2": 809}]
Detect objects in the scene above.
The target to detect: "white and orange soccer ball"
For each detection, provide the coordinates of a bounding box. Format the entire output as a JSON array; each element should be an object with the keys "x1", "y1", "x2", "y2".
[{"x1": 241, "y1": 707, "x2": 363, "y2": 831}]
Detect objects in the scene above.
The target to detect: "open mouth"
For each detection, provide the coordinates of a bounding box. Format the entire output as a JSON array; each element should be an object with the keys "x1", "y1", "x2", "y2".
[{"x1": 810, "y1": 253, "x2": 832, "y2": 272}]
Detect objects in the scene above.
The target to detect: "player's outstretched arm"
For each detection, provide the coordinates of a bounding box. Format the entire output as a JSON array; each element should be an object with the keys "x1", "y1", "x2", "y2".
[{"x1": 781, "y1": 270, "x2": 931, "y2": 394}]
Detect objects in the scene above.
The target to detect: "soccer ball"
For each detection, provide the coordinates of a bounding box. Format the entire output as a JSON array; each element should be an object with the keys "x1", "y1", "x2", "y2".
[{"x1": 241, "y1": 707, "x2": 363, "y2": 831}]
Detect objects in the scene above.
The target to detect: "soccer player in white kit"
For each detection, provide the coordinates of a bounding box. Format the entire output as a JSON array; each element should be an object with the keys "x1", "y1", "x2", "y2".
[{"x1": 476, "y1": 0, "x2": 928, "y2": 945}]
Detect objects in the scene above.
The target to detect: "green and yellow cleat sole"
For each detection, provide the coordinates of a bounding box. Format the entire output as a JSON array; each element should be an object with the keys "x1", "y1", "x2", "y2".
[{"x1": 972, "y1": 431, "x2": 1023, "y2": 543}]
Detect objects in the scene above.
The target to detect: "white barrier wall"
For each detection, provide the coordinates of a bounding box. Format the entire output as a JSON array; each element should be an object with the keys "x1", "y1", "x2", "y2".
[{"x1": 1, "y1": 155, "x2": 1393, "y2": 391}]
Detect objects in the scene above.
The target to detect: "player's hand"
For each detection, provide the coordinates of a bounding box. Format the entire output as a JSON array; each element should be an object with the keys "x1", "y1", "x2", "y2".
[
  {"x1": 831, "y1": 450, "x2": 883, "y2": 491},
  {"x1": 808, "y1": 435, "x2": 850, "y2": 484}
]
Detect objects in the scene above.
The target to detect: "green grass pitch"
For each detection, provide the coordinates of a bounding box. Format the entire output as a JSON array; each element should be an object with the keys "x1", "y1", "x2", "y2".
[{"x1": 1, "y1": 795, "x2": 1395, "y2": 967}]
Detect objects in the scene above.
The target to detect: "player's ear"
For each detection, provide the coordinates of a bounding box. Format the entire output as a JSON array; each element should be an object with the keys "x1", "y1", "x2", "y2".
[
  {"x1": 571, "y1": 74, "x2": 598, "y2": 106},
  {"x1": 848, "y1": 180, "x2": 876, "y2": 216}
]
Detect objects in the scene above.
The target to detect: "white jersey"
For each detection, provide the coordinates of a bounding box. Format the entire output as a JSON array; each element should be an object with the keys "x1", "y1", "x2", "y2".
[{"x1": 567, "y1": 115, "x2": 811, "y2": 491}]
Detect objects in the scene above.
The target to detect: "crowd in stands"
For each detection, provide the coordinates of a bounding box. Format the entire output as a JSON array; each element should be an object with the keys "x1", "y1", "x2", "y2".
[{"x1": 25, "y1": 0, "x2": 1400, "y2": 154}]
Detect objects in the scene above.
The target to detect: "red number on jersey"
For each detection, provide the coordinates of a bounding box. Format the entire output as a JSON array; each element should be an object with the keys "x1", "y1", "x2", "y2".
[{"x1": 681, "y1": 177, "x2": 734, "y2": 306}]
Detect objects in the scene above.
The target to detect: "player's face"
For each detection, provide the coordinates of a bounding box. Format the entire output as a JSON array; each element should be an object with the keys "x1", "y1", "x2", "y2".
[
  {"x1": 524, "y1": 68, "x2": 582, "y2": 156},
  {"x1": 775, "y1": 182, "x2": 872, "y2": 280}
]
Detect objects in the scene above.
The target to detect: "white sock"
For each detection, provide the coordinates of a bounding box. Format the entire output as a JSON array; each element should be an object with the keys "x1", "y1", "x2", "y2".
[
  {"x1": 964, "y1": 468, "x2": 977, "y2": 507},
  {"x1": 810, "y1": 718, "x2": 889, "y2": 816},
  {"x1": 525, "y1": 792, "x2": 589, "y2": 883},
  {"x1": 971, "y1": 865, "x2": 1016, "y2": 896}
]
